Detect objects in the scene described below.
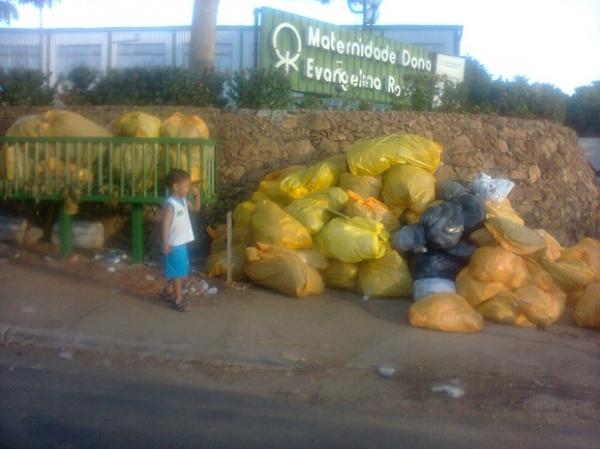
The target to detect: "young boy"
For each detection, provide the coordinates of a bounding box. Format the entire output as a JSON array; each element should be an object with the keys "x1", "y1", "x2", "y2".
[{"x1": 161, "y1": 169, "x2": 201, "y2": 311}]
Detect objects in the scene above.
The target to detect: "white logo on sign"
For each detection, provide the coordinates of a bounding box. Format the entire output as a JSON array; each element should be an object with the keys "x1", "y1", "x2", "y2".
[{"x1": 272, "y1": 22, "x2": 302, "y2": 75}]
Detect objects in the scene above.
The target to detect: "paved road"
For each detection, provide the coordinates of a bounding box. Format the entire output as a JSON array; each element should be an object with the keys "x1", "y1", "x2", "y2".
[{"x1": 1, "y1": 345, "x2": 598, "y2": 449}]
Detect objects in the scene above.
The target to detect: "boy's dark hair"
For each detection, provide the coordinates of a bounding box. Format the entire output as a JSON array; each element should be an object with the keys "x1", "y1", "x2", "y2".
[{"x1": 166, "y1": 169, "x2": 191, "y2": 188}]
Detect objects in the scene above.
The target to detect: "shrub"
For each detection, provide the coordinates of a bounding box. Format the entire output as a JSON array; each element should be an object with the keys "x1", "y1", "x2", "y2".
[
  {"x1": 81, "y1": 66, "x2": 227, "y2": 107},
  {"x1": 0, "y1": 68, "x2": 55, "y2": 106},
  {"x1": 229, "y1": 68, "x2": 291, "y2": 109}
]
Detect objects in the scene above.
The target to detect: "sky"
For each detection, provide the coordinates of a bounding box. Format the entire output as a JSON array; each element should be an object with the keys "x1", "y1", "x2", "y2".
[{"x1": 2, "y1": 0, "x2": 600, "y2": 94}]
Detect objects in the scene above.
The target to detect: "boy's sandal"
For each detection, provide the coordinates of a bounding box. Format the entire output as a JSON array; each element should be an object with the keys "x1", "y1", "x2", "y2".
[{"x1": 171, "y1": 300, "x2": 190, "y2": 312}]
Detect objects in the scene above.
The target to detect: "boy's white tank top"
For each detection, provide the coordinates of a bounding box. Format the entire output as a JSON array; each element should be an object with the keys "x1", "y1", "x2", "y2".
[{"x1": 165, "y1": 196, "x2": 195, "y2": 246}]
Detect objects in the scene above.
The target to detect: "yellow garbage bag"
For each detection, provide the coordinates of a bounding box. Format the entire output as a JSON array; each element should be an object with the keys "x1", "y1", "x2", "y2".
[
  {"x1": 207, "y1": 225, "x2": 251, "y2": 252},
  {"x1": 539, "y1": 238, "x2": 600, "y2": 293},
  {"x1": 285, "y1": 187, "x2": 348, "y2": 234},
  {"x1": 315, "y1": 216, "x2": 388, "y2": 263},
  {"x1": 244, "y1": 243, "x2": 325, "y2": 297},
  {"x1": 573, "y1": 282, "x2": 600, "y2": 328},
  {"x1": 485, "y1": 218, "x2": 546, "y2": 256},
  {"x1": 345, "y1": 134, "x2": 442, "y2": 176},
  {"x1": 476, "y1": 292, "x2": 534, "y2": 327},
  {"x1": 409, "y1": 293, "x2": 484, "y2": 333},
  {"x1": 111, "y1": 111, "x2": 161, "y2": 137},
  {"x1": 541, "y1": 257, "x2": 594, "y2": 293},
  {"x1": 357, "y1": 248, "x2": 412, "y2": 298},
  {"x1": 468, "y1": 228, "x2": 497, "y2": 247},
  {"x1": 535, "y1": 230, "x2": 562, "y2": 263},
  {"x1": 2, "y1": 110, "x2": 111, "y2": 183},
  {"x1": 338, "y1": 173, "x2": 382, "y2": 199},
  {"x1": 279, "y1": 155, "x2": 347, "y2": 200},
  {"x1": 484, "y1": 199, "x2": 524, "y2": 225},
  {"x1": 468, "y1": 246, "x2": 528, "y2": 290},
  {"x1": 205, "y1": 246, "x2": 247, "y2": 281},
  {"x1": 562, "y1": 238, "x2": 600, "y2": 278},
  {"x1": 404, "y1": 210, "x2": 422, "y2": 225},
  {"x1": 233, "y1": 201, "x2": 255, "y2": 228},
  {"x1": 296, "y1": 249, "x2": 329, "y2": 270},
  {"x1": 344, "y1": 191, "x2": 399, "y2": 231},
  {"x1": 110, "y1": 111, "x2": 162, "y2": 192},
  {"x1": 250, "y1": 200, "x2": 312, "y2": 250},
  {"x1": 455, "y1": 268, "x2": 508, "y2": 308},
  {"x1": 513, "y1": 284, "x2": 566, "y2": 327},
  {"x1": 160, "y1": 113, "x2": 210, "y2": 183},
  {"x1": 320, "y1": 260, "x2": 359, "y2": 291},
  {"x1": 256, "y1": 165, "x2": 306, "y2": 205},
  {"x1": 382, "y1": 164, "x2": 436, "y2": 214}
]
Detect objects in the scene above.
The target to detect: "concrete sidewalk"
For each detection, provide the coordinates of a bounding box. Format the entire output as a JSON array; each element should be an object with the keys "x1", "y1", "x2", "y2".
[{"x1": 1, "y1": 258, "x2": 599, "y2": 391}]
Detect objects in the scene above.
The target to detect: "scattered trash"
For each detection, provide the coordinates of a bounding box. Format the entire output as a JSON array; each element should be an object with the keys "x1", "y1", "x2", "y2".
[
  {"x1": 206, "y1": 287, "x2": 218, "y2": 295},
  {"x1": 13, "y1": 252, "x2": 20, "y2": 258},
  {"x1": 432, "y1": 379, "x2": 465, "y2": 398},
  {"x1": 376, "y1": 365, "x2": 396, "y2": 379},
  {"x1": 19, "y1": 305, "x2": 35, "y2": 314},
  {"x1": 472, "y1": 172, "x2": 514, "y2": 202},
  {"x1": 413, "y1": 278, "x2": 456, "y2": 301},
  {"x1": 145, "y1": 274, "x2": 156, "y2": 281},
  {"x1": 94, "y1": 254, "x2": 103, "y2": 260},
  {"x1": 362, "y1": 294, "x2": 370, "y2": 301},
  {"x1": 58, "y1": 350, "x2": 74, "y2": 360},
  {"x1": 107, "y1": 266, "x2": 116, "y2": 273}
]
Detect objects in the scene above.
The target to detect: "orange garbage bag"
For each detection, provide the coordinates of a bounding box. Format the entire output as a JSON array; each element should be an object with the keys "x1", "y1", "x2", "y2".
[
  {"x1": 244, "y1": 244, "x2": 324, "y2": 297},
  {"x1": 408, "y1": 293, "x2": 483, "y2": 333}
]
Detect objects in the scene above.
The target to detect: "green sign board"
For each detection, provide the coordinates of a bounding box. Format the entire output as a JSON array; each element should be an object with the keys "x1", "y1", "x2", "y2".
[{"x1": 258, "y1": 8, "x2": 435, "y2": 103}]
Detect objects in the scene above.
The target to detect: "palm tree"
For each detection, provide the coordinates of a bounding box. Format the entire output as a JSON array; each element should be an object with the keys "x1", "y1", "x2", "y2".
[
  {"x1": 189, "y1": 0, "x2": 220, "y2": 72},
  {"x1": 0, "y1": 0, "x2": 55, "y2": 23}
]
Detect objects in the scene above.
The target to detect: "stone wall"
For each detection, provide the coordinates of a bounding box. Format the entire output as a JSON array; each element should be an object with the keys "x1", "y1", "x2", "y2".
[{"x1": 1, "y1": 106, "x2": 598, "y2": 244}]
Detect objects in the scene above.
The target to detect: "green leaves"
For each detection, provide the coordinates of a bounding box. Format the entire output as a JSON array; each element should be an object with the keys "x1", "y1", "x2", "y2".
[
  {"x1": 0, "y1": 68, "x2": 55, "y2": 105},
  {"x1": 229, "y1": 68, "x2": 292, "y2": 109}
]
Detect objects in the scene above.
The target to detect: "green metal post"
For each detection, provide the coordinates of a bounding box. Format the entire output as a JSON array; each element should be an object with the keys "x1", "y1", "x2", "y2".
[
  {"x1": 131, "y1": 203, "x2": 144, "y2": 264},
  {"x1": 59, "y1": 204, "x2": 73, "y2": 259}
]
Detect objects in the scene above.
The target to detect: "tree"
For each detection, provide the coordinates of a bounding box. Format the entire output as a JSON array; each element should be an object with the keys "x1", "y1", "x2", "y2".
[
  {"x1": 0, "y1": 0, "x2": 55, "y2": 23},
  {"x1": 189, "y1": 0, "x2": 219, "y2": 73},
  {"x1": 566, "y1": 81, "x2": 600, "y2": 135}
]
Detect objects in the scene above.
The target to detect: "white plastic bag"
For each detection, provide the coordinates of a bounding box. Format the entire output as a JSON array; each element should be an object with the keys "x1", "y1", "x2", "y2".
[
  {"x1": 413, "y1": 277, "x2": 456, "y2": 301},
  {"x1": 472, "y1": 172, "x2": 515, "y2": 203}
]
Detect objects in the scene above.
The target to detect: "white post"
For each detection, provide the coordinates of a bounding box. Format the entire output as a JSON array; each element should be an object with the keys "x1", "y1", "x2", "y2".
[{"x1": 226, "y1": 211, "x2": 232, "y2": 285}]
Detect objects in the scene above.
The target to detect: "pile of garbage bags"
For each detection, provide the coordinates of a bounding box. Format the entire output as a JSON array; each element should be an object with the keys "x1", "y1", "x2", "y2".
[
  {"x1": 206, "y1": 133, "x2": 600, "y2": 333},
  {"x1": 1, "y1": 109, "x2": 210, "y2": 190}
]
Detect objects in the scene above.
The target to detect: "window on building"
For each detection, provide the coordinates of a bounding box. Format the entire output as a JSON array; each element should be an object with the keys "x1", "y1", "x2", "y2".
[
  {"x1": 182, "y1": 43, "x2": 233, "y2": 71},
  {"x1": 117, "y1": 43, "x2": 166, "y2": 68},
  {"x1": 0, "y1": 45, "x2": 41, "y2": 70},
  {"x1": 57, "y1": 44, "x2": 102, "y2": 75}
]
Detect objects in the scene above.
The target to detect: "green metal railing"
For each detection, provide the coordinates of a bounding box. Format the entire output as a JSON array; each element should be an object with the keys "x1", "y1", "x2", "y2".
[{"x1": 0, "y1": 136, "x2": 218, "y2": 262}]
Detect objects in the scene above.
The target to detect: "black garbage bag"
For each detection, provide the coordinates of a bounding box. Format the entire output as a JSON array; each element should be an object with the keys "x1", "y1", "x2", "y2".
[
  {"x1": 445, "y1": 239, "x2": 477, "y2": 260},
  {"x1": 392, "y1": 224, "x2": 427, "y2": 254},
  {"x1": 419, "y1": 201, "x2": 464, "y2": 249},
  {"x1": 454, "y1": 193, "x2": 485, "y2": 234},
  {"x1": 410, "y1": 250, "x2": 465, "y2": 280},
  {"x1": 435, "y1": 180, "x2": 468, "y2": 201}
]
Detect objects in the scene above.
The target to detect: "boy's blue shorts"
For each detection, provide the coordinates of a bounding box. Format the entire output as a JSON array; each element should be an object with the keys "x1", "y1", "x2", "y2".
[{"x1": 164, "y1": 244, "x2": 190, "y2": 280}]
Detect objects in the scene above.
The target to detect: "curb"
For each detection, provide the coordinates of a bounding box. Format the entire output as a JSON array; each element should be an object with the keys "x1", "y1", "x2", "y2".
[{"x1": 0, "y1": 323, "x2": 293, "y2": 371}]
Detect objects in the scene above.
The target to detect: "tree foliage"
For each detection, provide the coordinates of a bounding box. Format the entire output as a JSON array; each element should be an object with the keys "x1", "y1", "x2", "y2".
[
  {"x1": 0, "y1": 0, "x2": 56, "y2": 23},
  {"x1": 565, "y1": 81, "x2": 600, "y2": 135}
]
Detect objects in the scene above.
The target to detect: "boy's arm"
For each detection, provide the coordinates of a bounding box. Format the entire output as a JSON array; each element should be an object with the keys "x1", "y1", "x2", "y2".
[
  {"x1": 162, "y1": 205, "x2": 174, "y2": 254},
  {"x1": 187, "y1": 186, "x2": 202, "y2": 212}
]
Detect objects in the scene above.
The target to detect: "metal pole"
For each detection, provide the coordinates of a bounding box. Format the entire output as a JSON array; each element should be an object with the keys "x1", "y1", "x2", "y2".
[
  {"x1": 226, "y1": 211, "x2": 232, "y2": 285},
  {"x1": 59, "y1": 203, "x2": 73, "y2": 259}
]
